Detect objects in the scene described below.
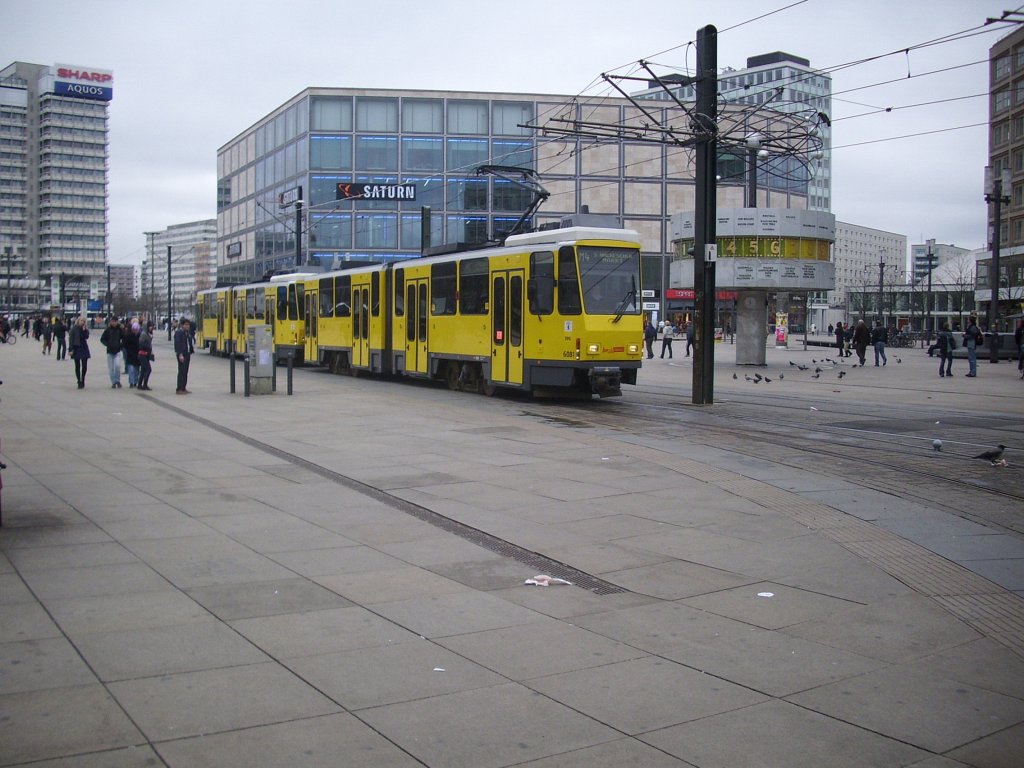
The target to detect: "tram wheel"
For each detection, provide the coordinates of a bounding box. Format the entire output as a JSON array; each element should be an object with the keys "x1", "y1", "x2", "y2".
[{"x1": 479, "y1": 381, "x2": 496, "y2": 397}]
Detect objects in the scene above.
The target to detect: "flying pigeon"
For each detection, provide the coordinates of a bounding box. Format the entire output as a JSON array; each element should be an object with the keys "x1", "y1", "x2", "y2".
[
  {"x1": 932, "y1": 439, "x2": 943, "y2": 452},
  {"x1": 973, "y1": 445, "x2": 1007, "y2": 462}
]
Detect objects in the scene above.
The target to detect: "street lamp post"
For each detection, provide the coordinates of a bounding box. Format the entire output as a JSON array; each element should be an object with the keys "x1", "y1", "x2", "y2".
[
  {"x1": 876, "y1": 248, "x2": 886, "y2": 327},
  {"x1": 924, "y1": 238, "x2": 936, "y2": 342},
  {"x1": 167, "y1": 245, "x2": 172, "y2": 341},
  {"x1": 984, "y1": 166, "x2": 1011, "y2": 363}
]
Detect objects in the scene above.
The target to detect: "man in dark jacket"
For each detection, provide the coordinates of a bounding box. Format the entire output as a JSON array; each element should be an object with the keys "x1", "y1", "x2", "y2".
[
  {"x1": 174, "y1": 317, "x2": 194, "y2": 394},
  {"x1": 852, "y1": 319, "x2": 871, "y2": 366},
  {"x1": 53, "y1": 316, "x2": 67, "y2": 360},
  {"x1": 870, "y1": 321, "x2": 888, "y2": 366},
  {"x1": 99, "y1": 317, "x2": 124, "y2": 388}
]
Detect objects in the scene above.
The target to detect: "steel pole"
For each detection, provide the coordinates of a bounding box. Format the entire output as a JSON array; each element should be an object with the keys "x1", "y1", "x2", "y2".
[
  {"x1": 167, "y1": 245, "x2": 172, "y2": 340},
  {"x1": 295, "y1": 193, "x2": 303, "y2": 268},
  {"x1": 989, "y1": 182, "x2": 1003, "y2": 363},
  {"x1": 692, "y1": 24, "x2": 718, "y2": 405}
]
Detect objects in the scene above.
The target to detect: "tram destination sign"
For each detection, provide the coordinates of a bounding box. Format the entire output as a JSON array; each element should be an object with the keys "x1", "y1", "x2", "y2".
[{"x1": 336, "y1": 182, "x2": 416, "y2": 201}]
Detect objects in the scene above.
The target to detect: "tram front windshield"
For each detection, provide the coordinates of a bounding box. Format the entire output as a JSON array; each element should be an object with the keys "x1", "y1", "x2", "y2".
[{"x1": 578, "y1": 246, "x2": 642, "y2": 316}]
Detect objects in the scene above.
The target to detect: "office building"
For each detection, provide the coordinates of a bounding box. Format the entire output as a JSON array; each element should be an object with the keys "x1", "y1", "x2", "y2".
[
  {"x1": 831, "y1": 221, "x2": 907, "y2": 310},
  {"x1": 215, "y1": 80, "x2": 820, "y2": 288},
  {"x1": 910, "y1": 241, "x2": 971, "y2": 285},
  {"x1": 0, "y1": 61, "x2": 112, "y2": 311}
]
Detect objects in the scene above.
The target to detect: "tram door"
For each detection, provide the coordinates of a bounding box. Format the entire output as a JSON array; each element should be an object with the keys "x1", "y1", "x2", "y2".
[
  {"x1": 216, "y1": 296, "x2": 225, "y2": 348},
  {"x1": 491, "y1": 270, "x2": 524, "y2": 386},
  {"x1": 304, "y1": 289, "x2": 318, "y2": 363},
  {"x1": 405, "y1": 277, "x2": 428, "y2": 375},
  {"x1": 351, "y1": 278, "x2": 371, "y2": 368}
]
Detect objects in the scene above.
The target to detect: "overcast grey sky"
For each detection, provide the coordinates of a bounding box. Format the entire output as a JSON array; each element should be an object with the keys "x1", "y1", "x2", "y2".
[{"x1": 5, "y1": 0, "x2": 1017, "y2": 265}]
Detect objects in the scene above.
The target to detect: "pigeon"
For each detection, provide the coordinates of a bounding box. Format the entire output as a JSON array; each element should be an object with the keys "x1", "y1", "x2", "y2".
[
  {"x1": 753, "y1": 374, "x2": 763, "y2": 382},
  {"x1": 764, "y1": 377, "x2": 772, "y2": 383},
  {"x1": 895, "y1": 357, "x2": 902, "y2": 364},
  {"x1": 797, "y1": 365, "x2": 809, "y2": 371},
  {"x1": 778, "y1": 373, "x2": 784, "y2": 380},
  {"x1": 752, "y1": 378, "x2": 760, "y2": 383},
  {"x1": 812, "y1": 359, "x2": 817, "y2": 363},
  {"x1": 789, "y1": 361, "x2": 795, "y2": 366},
  {"x1": 732, "y1": 373, "x2": 738, "y2": 380},
  {"x1": 811, "y1": 373, "x2": 820, "y2": 379},
  {"x1": 814, "y1": 367, "x2": 822, "y2": 373},
  {"x1": 932, "y1": 439, "x2": 943, "y2": 452},
  {"x1": 837, "y1": 370, "x2": 846, "y2": 378},
  {"x1": 973, "y1": 445, "x2": 1007, "y2": 462},
  {"x1": 745, "y1": 375, "x2": 753, "y2": 381}
]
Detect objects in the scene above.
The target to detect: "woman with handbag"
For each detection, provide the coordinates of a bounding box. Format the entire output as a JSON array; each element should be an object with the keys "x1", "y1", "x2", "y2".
[{"x1": 68, "y1": 316, "x2": 90, "y2": 389}]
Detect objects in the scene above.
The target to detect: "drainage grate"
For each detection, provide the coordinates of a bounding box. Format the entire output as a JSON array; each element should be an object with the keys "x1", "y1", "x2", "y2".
[{"x1": 152, "y1": 400, "x2": 629, "y2": 595}]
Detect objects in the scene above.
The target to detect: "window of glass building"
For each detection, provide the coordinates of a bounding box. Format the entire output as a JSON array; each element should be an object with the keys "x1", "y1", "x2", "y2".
[
  {"x1": 493, "y1": 180, "x2": 533, "y2": 212},
  {"x1": 355, "y1": 136, "x2": 398, "y2": 171},
  {"x1": 447, "y1": 137, "x2": 488, "y2": 171},
  {"x1": 311, "y1": 213, "x2": 352, "y2": 249},
  {"x1": 401, "y1": 137, "x2": 444, "y2": 171},
  {"x1": 491, "y1": 140, "x2": 533, "y2": 168},
  {"x1": 995, "y1": 88, "x2": 1011, "y2": 113},
  {"x1": 446, "y1": 215, "x2": 488, "y2": 244},
  {"x1": 448, "y1": 100, "x2": 488, "y2": 134},
  {"x1": 995, "y1": 54, "x2": 1012, "y2": 80},
  {"x1": 355, "y1": 213, "x2": 398, "y2": 248},
  {"x1": 311, "y1": 135, "x2": 352, "y2": 170},
  {"x1": 493, "y1": 102, "x2": 533, "y2": 136},
  {"x1": 356, "y1": 97, "x2": 398, "y2": 132},
  {"x1": 399, "y1": 177, "x2": 445, "y2": 211},
  {"x1": 311, "y1": 97, "x2": 353, "y2": 131},
  {"x1": 402, "y1": 99, "x2": 443, "y2": 133},
  {"x1": 354, "y1": 174, "x2": 399, "y2": 210},
  {"x1": 400, "y1": 213, "x2": 443, "y2": 250},
  {"x1": 311, "y1": 174, "x2": 350, "y2": 207},
  {"x1": 447, "y1": 178, "x2": 488, "y2": 211}
]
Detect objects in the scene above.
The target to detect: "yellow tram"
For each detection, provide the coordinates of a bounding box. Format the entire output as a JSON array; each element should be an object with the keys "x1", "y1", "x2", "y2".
[{"x1": 198, "y1": 225, "x2": 644, "y2": 397}]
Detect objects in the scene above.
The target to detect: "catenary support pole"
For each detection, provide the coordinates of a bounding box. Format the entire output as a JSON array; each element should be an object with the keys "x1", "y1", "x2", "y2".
[{"x1": 692, "y1": 24, "x2": 718, "y2": 405}]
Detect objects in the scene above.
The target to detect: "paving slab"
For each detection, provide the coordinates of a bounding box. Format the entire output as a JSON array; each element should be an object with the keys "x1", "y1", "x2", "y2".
[
  {"x1": 0, "y1": 602, "x2": 65, "y2": 643},
  {"x1": 946, "y1": 721, "x2": 1024, "y2": 768},
  {"x1": 786, "y1": 664, "x2": 1024, "y2": 753},
  {"x1": 368, "y1": 590, "x2": 545, "y2": 639},
  {"x1": 357, "y1": 682, "x2": 618, "y2": 768},
  {"x1": 528, "y1": 656, "x2": 768, "y2": 734},
  {"x1": 122, "y1": 534, "x2": 298, "y2": 588},
  {"x1": 640, "y1": 699, "x2": 927, "y2": 767},
  {"x1": 285, "y1": 639, "x2": 507, "y2": 710},
  {"x1": 18, "y1": 561, "x2": 170, "y2": 600},
  {"x1": 43, "y1": 589, "x2": 211, "y2": 637},
  {"x1": 155, "y1": 712, "x2": 423, "y2": 767},
  {"x1": 8, "y1": 745, "x2": 164, "y2": 767},
  {"x1": 107, "y1": 662, "x2": 340, "y2": 742},
  {"x1": 679, "y1": 581, "x2": 862, "y2": 630},
  {"x1": 0, "y1": 684, "x2": 144, "y2": 765},
  {"x1": 268, "y1": 544, "x2": 405, "y2": 577},
  {"x1": 315, "y1": 565, "x2": 472, "y2": 604},
  {"x1": 511, "y1": 738, "x2": 691, "y2": 767},
  {"x1": 186, "y1": 577, "x2": 353, "y2": 620},
  {"x1": 0, "y1": 637, "x2": 97, "y2": 694}
]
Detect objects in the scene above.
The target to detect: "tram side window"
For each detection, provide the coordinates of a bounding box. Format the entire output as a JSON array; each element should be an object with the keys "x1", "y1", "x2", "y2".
[
  {"x1": 394, "y1": 268, "x2": 404, "y2": 316},
  {"x1": 371, "y1": 271, "x2": 380, "y2": 316},
  {"x1": 336, "y1": 275, "x2": 351, "y2": 316},
  {"x1": 431, "y1": 261, "x2": 456, "y2": 315},
  {"x1": 459, "y1": 257, "x2": 488, "y2": 315},
  {"x1": 246, "y1": 291, "x2": 256, "y2": 319},
  {"x1": 294, "y1": 283, "x2": 304, "y2": 321},
  {"x1": 319, "y1": 277, "x2": 334, "y2": 318},
  {"x1": 254, "y1": 292, "x2": 264, "y2": 320},
  {"x1": 557, "y1": 246, "x2": 582, "y2": 315},
  {"x1": 277, "y1": 286, "x2": 287, "y2": 320},
  {"x1": 529, "y1": 250, "x2": 554, "y2": 315}
]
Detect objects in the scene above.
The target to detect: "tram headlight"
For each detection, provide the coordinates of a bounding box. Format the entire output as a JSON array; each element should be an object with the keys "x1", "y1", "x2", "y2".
[
  {"x1": 587, "y1": 343, "x2": 600, "y2": 355},
  {"x1": 628, "y1": 343, "x2": 639, "y2": 355}
]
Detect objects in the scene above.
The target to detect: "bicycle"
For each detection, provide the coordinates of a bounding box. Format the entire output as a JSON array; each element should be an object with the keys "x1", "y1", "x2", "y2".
[{"x1": 1, "y1": 333, "x2": 16, "y2": 346}]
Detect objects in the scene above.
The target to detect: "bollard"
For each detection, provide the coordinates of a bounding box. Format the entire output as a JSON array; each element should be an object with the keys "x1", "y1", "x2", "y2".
[
  {"x1": 228, "y1": 341, "x2": 235, "y2": 394},
  {"x1": 272, "y1": 354, "x2": 277, "y2": 392},
  {"x1": 243, "y1": 357, "x2": 250, "y2": 397},
  {"x1": 287, "y1": 354, "x2": 293, "y2": 395}
]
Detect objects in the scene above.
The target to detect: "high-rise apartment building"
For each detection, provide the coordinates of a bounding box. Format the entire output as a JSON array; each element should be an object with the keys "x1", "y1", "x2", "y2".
[
  {"x1": 0, "y1": 61, "x2": 112, "y2": 310},
  {"x1": 985, "y1": 25, "x2": 1024, "y2": 322},
  {"x1": 832, "y1": 221, "x2": 907, "y2": 309},
  {"x1": 141, "y1": 219, "x2": 217, "y2": 321},
  {"x1": 633, "y1": 51, "x2": 832, "y2": 212}
]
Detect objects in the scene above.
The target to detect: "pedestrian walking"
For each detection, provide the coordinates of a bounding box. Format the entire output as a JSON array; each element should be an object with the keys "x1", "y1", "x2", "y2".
[
  {"x1": 1015, "y1": 319, "x2": 1023, "y2": 378},
  {"x1": 870, "y1": 320, "x2": 888, "y2": 366},
  {"x1": 834, "y1": 322, "x2": 848, "y2": 358},
  {"x1": 174, "y1": 317, "x2": 194, "y2": 393},
  {"x1": 685, "y1": 321, "x2": 695, "y2": 357},
  {"x1": 963, "y1": 315, "x2": 982, "y2": 377},
  {"x1": 53, "y1": 316, "x2": 67, "y2": 360},
  {"x1": 122, "y1": 321, "x2": 141, "y2": 388},
  {"x1": 41, "y1": 319, "x2": 53, "y2": 355},
  {"x1": 643, "y1": 320, "x2": 656, "y2": 360},
  {"x1": 99, "y1": 317, "x2": 125, "y2": 388},
  {"x1": 852, "y1": 320, "x2": 870, "y2": 366},
  {"x1": 138, "y1": 321, "x2": 155, "y2": 391},
  {"x1": 936, "y1": 322, "x2": 956, "y2": 378},
  {"x1": 68, "y1": 316, "x2": 90, "y2": 389},
  {"x1": 660, "y1": 322, "x2": 675, "y2": 358}
]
